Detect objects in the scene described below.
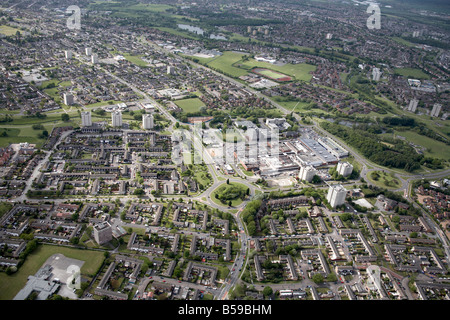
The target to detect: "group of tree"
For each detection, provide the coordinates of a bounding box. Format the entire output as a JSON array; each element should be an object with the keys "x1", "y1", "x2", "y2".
[
  {"x1": 241, "y1": 200, "x2": 262, "y2": 236},
  {"x1": 321, "y1": 121, "x2": 422, "y2": 172}
]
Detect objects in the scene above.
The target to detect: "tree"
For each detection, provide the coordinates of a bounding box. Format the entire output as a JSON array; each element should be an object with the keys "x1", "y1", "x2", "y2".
[
  {"x1": 312, "y1": 273, "x2": 324, "y2": 284},
  {"x1": 262, "y1": 286, "x2": 273, "y2": 297},
  {"x1": 409, "y1": 232, "x2": 418, "y2": 238},
  {"x1": 61, "y1": 113, "x2": 70, "y2": 122},
  {"x1": 327, "y1": 273, "x2": 337, "y2": 282}
]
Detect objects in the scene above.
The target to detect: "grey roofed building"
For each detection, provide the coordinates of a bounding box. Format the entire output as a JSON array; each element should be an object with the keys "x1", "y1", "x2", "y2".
[{"x1": 14, "y1": 264, "x2": 60, "y2": 300}]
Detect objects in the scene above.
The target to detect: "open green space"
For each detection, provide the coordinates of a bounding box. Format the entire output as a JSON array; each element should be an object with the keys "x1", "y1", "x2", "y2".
[
  {"x1": 174, "y1": 98, "x2": 205, "y2": 114},
  {"x1": 121, "y1": 53, "x2": 148, "y2": 67},
  {"x1": 239, "y1": 59, "x2": 316, "y2": 82},
  {"x1": 89, "y1": 1, "x2": 173, "y2": 14},
  {"x1": 211, "y1": 182, "x2": 249, "y2": 207},
  {"x1": 126, "y1": 3, "x2": 173, "y2": 12},
  {"x1": 205, "y1": 51, "x2": 249, "y2": 77},
  {"x1": 270, "y1": 97, "x2": 320, "y2": 114},
  {"x1": 0, "y1": 202, "x2": 13, "y2": 219},
  {"x1": 392, "y1": 130, "x2": 450, "y2": 160},
  {"x1": 0, "y1": 124, "x2": 57, "y2": 148},
  {"x1": 367, "y1": 170, "x2": 401, "y2": 190},
  {"x1": 251, "y1": 68, "x2": 292, "y2": 81},
  {"x1": 202, "y1": 51, "x2": 316, "y2": 82},
  {"x1": 391, "y1": 37, "x2": 416, "y2": 47},
  {"x1": 0, "y1": 244, "x2": 105, "y2": 300},
  {"x1": 0, "y1": 25, "x2": 23, "y2": 36},
  {"x1": 394, "y1": 67, "x2": 430, "y2": 80},
  {"x1": 190, "y1": 165, "x2": 212, "y2": 190}
]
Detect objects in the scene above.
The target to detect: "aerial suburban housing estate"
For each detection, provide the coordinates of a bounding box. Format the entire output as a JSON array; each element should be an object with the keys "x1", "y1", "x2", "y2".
[{"x1": 0, "y1": 0, "x2": 449, "y2": 311}]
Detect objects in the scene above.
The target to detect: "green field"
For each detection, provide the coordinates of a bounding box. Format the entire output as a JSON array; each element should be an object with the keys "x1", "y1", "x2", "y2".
[
  {"x1": 206, "y1": 51, "x2": 249, "y2": 77},
  {"x1": 174, "y1": 98, "x2": 205, "y2": 113},
  {"x1": 394, "y1": 67, "x2": 430, "y2": 80},
  {"x1": 0, "y1": 244, "x2": 105, "y2": 300},
  {"x1": 270, "y1": 97, "x2": 324, "y2": 114},
  {"x1": 391, "y1": 37, "x2": 416, "y2": 47},
  {"x1": 0, "y1": 110, "x2": 83, "y2": 148},
  {"x1": 203, "y1": 51, "x2": 316, "y2": 81},
  {"x1": 393, "y1": 130, "x2": 450, "y2": 160},
  {"x1": 191, "y1": 165, "x2": 212, "y2": 189},
  {"x1": 252, "y1": 68, "x2": 292, "y2": 81},
  {"x1": 367, "y1": 170, "x2": 401, "y2": 189},
  {"x1": 90, "y1": 1, "x2": 174, "y2": 15},
  {"x1": 109, "y1": 50, "x2": 148, "y2": 67},
  {"x1": 0, "y1": 125, "x2": 55, "y2": 148},
  {"x1": 240, "y1": 59, "x2": 316, "y2": 81},
  {"x1": 122, "y1": 53, "x2": 148, "y2": 67},
  {"x1": 0, "y1": 202, "x2": 13, "y2": 219},
  {"x1": 0, "y1": 25, "x2": 22, "y2": 36},
  {"x1": 211, "y1": 182, "x2": 249, "y2": 207},
  {"x1": 126, "y1": 3, "x2": 173, "y2": 12}
]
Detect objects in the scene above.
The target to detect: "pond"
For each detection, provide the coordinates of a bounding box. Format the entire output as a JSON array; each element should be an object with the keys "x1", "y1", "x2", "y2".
[{"x1": 177, "y1": 24, "x2": 227, "y2": 40}]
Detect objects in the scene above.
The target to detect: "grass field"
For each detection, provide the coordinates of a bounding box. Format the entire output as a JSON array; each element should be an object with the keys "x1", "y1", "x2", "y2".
[
  {"x1": 240, "y1": 59, "x2": 316, "y2": 82},
  {"x1": 394, "y1": 67, "x2": 430, "y2": 80},
  {"x1": 391, "y1": 37, "x2": 416, "y2": 47},
  {"x1": 0, "y1": 244, "x2": 105, "y2": 300},
  {"x1": 393, "y1": 130, "x2": 450, "y2": 160},
  {"x1": 367, "y1": 170, "x2": 401, "y2": 189},
  {"x1": 0, "y1": 110, "x2": 82, "y2": 148},
  {"x1": 203, "y1": 51, "x2": 316, "y2": 81},
  {"x1": 192, "y1": 165, "x2": 212, "y2": 189},
  {"x1": 0, "y1": 25, "x2": 22, "y2": 36},
  {"x1": 251, "y1": 68, "x2": 292, "y2": 81},
  {"x1": 270, "y1": 97, "x2": 326, "y2": 115},
  {"x1": 211, "y1": 182, "x2": 249, "y2": 207},
  {"x1": 206, "y1": 51, "x2": 249, "y2": 77},
  {"x1": 126, "y1": 3, "x2": 173, "y2": 12},
  {"x1": 0, "y1": 125, "x2": 53, "y2": 148},
  {"x1": 122, "y1": 53, "x2": 148, "y2": 67},
  {"x1": 0, "y1": 202, "x2": 13, "y2": 219},
  {"x1": 174, "y1": 98, "x2": 205, "y2": 113}
]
